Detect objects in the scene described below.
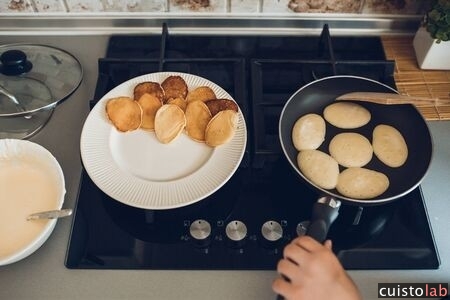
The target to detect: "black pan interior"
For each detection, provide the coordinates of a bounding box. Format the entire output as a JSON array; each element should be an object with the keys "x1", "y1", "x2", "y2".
[{"x1": 279, "y1": 76, "x2": 433, "y2": 205}]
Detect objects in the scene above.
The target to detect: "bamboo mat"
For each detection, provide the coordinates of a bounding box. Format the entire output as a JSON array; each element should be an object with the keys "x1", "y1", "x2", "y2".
[{"x1": 381, "y1": 36, "x2": 450, "y2": 121}]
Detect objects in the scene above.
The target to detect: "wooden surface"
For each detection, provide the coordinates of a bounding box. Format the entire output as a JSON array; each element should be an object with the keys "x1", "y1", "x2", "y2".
[{"x1": 381, "y1": 36, "x2": 450, "y2": 120}]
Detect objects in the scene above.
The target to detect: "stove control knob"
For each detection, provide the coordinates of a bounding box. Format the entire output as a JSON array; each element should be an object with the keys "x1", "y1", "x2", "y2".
[
  {"x1": 296, "y1": 221, "x2": 310, "y2": 237},
  {"x1": 225, "y1": 220, "x2": 247, "y2": 242},
  {"x1": 261, "y1": 221, "x2": 283, "y2": 242},
  {"x1": 189, "y1": 219, "x2": 211, "y2": 241}
]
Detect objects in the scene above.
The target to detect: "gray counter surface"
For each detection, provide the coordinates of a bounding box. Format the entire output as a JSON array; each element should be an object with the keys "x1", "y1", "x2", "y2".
[{"x1": 0, "y1": 36, "x2": 449, "y2": 300}]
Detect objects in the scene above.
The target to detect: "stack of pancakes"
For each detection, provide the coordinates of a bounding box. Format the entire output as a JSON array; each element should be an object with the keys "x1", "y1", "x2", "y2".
[{"x1": 105, "y1": 75, "x2": 239, "y2": 147}]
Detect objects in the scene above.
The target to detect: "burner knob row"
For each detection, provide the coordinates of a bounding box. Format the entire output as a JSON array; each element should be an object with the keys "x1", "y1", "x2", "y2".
[{"x1": 189, "y1": 219, "x2": 284, "y2": 245}]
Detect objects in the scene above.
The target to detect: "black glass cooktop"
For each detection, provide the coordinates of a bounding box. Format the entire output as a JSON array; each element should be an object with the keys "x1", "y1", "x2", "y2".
[
  {"x1": 66, "y1": 158, "x2": 439, "y2": 270},
  {"x1": 65, "y1": 24, "x2": 439, "y2": 270}
]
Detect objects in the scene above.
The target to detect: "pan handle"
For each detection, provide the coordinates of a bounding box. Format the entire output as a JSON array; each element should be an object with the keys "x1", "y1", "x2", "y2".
[
  {"x1": 306, "y1": 196, "x2": 341, "y2": 243},
  {"x1": 275, "y1": 197, "x2": 341, "y2": 300}
]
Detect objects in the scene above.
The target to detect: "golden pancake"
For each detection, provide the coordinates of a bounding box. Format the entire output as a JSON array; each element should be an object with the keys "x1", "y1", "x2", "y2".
[
  {"x1": 105, "y1": 97, "x2": 142, "y2": 132},
  {"x1": 154, "y1": 104, "x2": 186, "y2": 144},
  {"x1": 372, "y1": 124, "x2": 408, "y2": 168},
  {"x1": 336, "y1": 167, "x2": 389, "y2": 199},
  {"x1": 323, "y1": 102, "x2": 371, "y2": 129},
  {"x1": 137, "y1": 93, "x2": 163, "y2": 131},
  {"x1": 329, "y1": 132, "x2": 373, "y2": 167},
  {"x1": 292, "y1": 113, "x2": 326, "y2": 151},
  {"x1": 185, "y1": 100, "x2": 212, "y2": 142},
  {"x1": 297, "y1": 149, "x2": 339, "y2": 190},
  {"x1": 161, "y1": 75, "x2": 188, "y2": 103},
  {"x1": 205, "y1": 110, "x2": 238, "y2": 147},
  {"x1": 186, "y1": 86, "x2": 217, "y2": 103},
  {"x1": 205, "y1": 99, "x2": 239, "y2": 116},
  {"x1": 167, "y1": 97, "x2": 187, "y2": 112},
  {"x1": 133, "y1": 81, "x2": 164, "y2": 102}
]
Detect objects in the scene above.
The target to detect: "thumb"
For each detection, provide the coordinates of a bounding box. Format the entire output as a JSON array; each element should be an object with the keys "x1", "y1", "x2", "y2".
[{"x1": 324, "y1": 239, "x2": 333, "y2": 250}]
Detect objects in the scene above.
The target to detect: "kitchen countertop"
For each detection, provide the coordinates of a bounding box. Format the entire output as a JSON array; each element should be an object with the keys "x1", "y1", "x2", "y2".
[
  {"x1": 381, "y1": 36, "x2": 450, "y2": 121},
  {"x1": 0, "y1": 35, "x2": 449, "y2": 300}
]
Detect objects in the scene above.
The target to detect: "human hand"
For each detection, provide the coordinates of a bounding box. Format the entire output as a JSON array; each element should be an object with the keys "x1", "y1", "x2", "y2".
[{"x1": 272, "y1": 236, "x2": 362, "y2": 300}]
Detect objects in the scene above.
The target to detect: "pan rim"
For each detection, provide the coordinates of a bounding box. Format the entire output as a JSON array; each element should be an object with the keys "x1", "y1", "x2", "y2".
[{"x1": 279, "y1": 75, "x2": 434, "y2": 205}]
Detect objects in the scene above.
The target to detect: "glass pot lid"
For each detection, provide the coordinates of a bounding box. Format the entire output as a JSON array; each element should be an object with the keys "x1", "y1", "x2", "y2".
[{"x1": 0, "y1": 43, "x2": 83, "y2": 117}]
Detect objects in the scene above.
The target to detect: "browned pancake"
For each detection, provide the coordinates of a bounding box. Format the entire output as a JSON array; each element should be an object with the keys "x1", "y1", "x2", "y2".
[
  {"x1": 186, "y1": 86, "x2": 217, "y2": 103},
  {"x1": 167, "y1": 97, "x2": 187, "y2": 112},
  {"x1": 133, "y1": 81, "x2": 164, "y2": 102},
  {"x1": 161, "y1": 76, "x2": 188, "y2": 103},
  {"x1": 105, "y1": 96, "x2": 142, "y2": 132},
  {"x1": 205, "y1": 99, "x2": 238, "y2": 116},
  {"x1": 137, "y1": 93, "x2": 162, "y2": 131},
  {"x1": 185, "y1": 100, "x2": 212, "y2": 142}
]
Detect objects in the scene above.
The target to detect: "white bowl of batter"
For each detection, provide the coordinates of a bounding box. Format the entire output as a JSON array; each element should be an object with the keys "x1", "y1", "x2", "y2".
[{"x1": 0, "y1": 139, "x2": 66, "y2": 266}]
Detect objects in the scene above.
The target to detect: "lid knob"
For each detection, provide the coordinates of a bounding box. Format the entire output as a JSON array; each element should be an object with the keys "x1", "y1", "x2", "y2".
[{"x1": 0, "y1": 49, "x2": 33, "y2": 76}]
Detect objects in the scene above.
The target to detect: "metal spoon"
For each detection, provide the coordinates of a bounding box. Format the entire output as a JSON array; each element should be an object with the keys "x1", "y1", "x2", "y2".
[{"x1": 27, "y1": 208, "x2": 73, "y2": 221}]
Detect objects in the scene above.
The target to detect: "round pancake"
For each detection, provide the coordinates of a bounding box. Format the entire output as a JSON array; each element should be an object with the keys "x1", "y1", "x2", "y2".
[
  {"x1": 336, "y1": 167, "x2": 389, "y2": 199},
  {"x1": 297, "y1": 149, "x2": 339, "y2": 190},
  {"x1": 154, "y1": 104, "x2": 186, "y2": 144},
  {"x1": 372, "y1": 124, "x2": 408, "y2": 168},
  {"x1": 186, "y1": 86, "x2": 217, "y2": 103},
  {"x1": 205, "y1": 110, "x2": 238, "y2": 147},
  {"x1": 167, "y1": 97, "x2": 187, "y2": 112},
  {"x1": 292, "y1": 113, "x2": 326, "y2": 151},
  {"x1": 205, "y1": 99, "x2": 239, "y2": 117},
  {"x1": 133, "y1": 81, "x2": 164, "y2": 102},
  {"x1": 323, "y1": 102, "x2": 371, "y2": 129},
  {"x1": 105, "y1": 96, "x2": 142, "y2": 132},
  {"x1": 329, "y1": 132, "x2": 373, "y2": 167},
  {"x1": 161, "y1": 75, "x2": 188, "y2": 103},
  {"x1": 185, "y1": 100, "x2": 212, "y2": 142},
  {"x1": 137, "y1": 93, "x2": 162, "y2": 130}
]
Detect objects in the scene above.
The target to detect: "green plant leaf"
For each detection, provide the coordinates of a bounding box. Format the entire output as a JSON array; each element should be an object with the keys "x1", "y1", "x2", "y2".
[{"x1": 424, "y1": 0, "x2": 450, "y2": 43}]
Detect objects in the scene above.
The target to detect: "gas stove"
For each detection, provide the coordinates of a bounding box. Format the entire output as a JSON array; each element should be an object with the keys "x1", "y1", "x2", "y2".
[{"x1": 65, "y1": 24, "x2": 439, "y2": 270}]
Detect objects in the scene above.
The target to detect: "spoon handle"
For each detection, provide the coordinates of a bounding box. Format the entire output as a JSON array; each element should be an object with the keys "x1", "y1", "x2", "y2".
[{"x1": 27, "y1": 208, "x2": 73, "y2": 221}]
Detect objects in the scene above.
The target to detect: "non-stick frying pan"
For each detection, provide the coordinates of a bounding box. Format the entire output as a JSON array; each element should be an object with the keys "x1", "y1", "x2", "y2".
[{"x1": 279, "y1": 75, "x2": 433, "y2": 242}]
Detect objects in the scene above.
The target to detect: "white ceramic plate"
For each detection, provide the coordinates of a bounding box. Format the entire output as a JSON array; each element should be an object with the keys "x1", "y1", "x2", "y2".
[{"x1": 80, "y1": 72, "x2": 247, "y2": 210}]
